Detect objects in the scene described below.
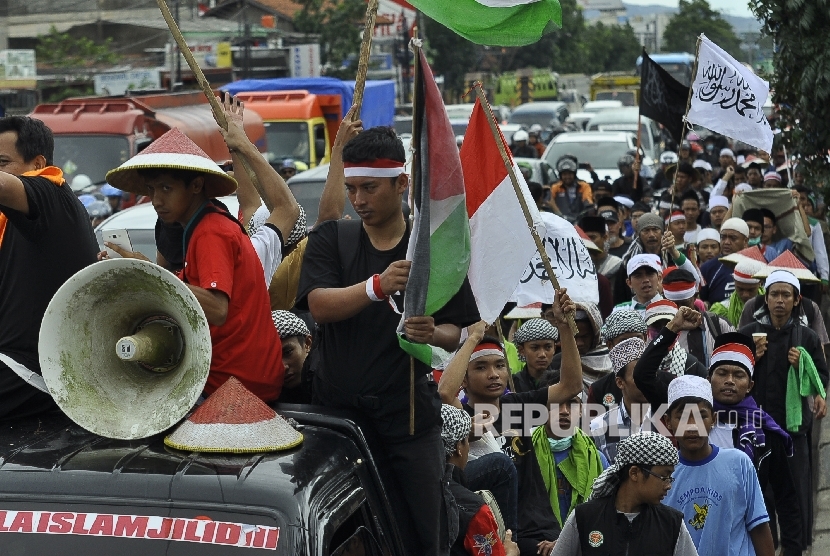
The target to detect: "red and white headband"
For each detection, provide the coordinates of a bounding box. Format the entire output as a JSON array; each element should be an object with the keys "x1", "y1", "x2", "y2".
[
  {"x1": 343, "y1": 158, "x2": 405, "y2": 178},
  {"x1": 711, "y1": 342, "x2": 755, "y2": 376},
  {"x1": 469, "y1": 343, "x2": 505, "y2": 363},
  {"x1": 733, "y1": 268, "x2": 760, "y2": 284},
  {"x1": 663, "y1": 280, "x2": 697, "y2": 301},
  {"x1": 667, "y1": 211, "x2": 685, "y2": 224}
]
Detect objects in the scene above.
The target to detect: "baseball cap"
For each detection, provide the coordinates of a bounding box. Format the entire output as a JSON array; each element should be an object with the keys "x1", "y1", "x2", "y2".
[
  {"x1": 600, "y1": 209, "x2": 620, "y2": 223},
  {"x1": 627, "y1": 253, "x2": 662, "y2": 277}
]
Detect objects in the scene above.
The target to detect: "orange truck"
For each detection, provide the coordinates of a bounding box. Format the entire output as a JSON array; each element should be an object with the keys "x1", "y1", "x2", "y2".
[
  {"x1": 222, "y1": 78, "x2": 396, "y2": 169},
  {"x1": 30, "y1": 91, "x2": 266, "y2": 196}
]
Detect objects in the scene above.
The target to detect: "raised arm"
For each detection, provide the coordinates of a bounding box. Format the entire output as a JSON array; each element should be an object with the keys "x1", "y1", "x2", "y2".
[
  {"x1": 219, "y1": 93, "x2": 300, "y2": 239},
  {"x1": 316, "y1": 106, "x2": 363, "y2": 226},
  {"x1": 0, "y1": 172, "x2": 29, "y2": 214},
  {"x1": 438, "y1": 321, "x2": 487, "y2": 408},
  {"x1": 546, "y1": 288, "x2": 583, "y2": 404}
]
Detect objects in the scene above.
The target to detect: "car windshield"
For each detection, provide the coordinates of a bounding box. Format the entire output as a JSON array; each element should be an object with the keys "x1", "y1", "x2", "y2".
[
  {"x1": 509, "y1": 111, "x2": 555, "y2": 127},
  {"x1": 53, "y1": 135, "x2": 131, "y2": 186},
  {"x1": 445, "y1": 105, "x2": 473, "y2": 120},
  {"x1": 594, "y1": 91, "x2": 636, "y2": 106},
  {"x1": 264, "y1": 121, "x2": 310, "y2": 165},
  {"x1": 545, "y1": 139, "x2": 631, "y2": 169}
]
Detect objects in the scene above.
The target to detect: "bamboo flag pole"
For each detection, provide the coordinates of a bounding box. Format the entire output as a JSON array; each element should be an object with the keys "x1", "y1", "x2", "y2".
[
  {"x1": 472, "y1": 83, "x2": 579, "y2": 337},
  {"x1": 670, "y1": 35, "x2": 702, "y2": 212},
  {"x1": 407, "y1": 35, "x2": 422, "y2": 436},
  {"x1": 155, "y1": 0, "x2": 273, "y2": 211},
  {"x1": 351, "y1": 0, "x2": 380, "y2": 121}
]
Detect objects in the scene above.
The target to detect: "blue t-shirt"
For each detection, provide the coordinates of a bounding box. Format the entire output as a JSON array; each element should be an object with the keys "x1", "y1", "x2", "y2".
[
  {"x1": 552, "y1": 448, "x2": 610, "y2": 521},
  {"x1": 699, "y1": 258, "x2": 734, "y2": 303},
  {"x1": 666, "y1": 445, "x2": 769, "y2": 556}
]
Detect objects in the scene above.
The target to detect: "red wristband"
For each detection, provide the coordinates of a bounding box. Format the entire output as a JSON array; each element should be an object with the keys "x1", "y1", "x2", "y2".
[{"x1": 366, "y1": 274, "x2": 385, "y2": 301}]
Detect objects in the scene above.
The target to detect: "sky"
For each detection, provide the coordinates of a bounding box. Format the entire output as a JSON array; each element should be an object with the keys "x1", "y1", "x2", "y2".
[{"x1": 623, "y1": 0, "x2": 755, "y2": 18}]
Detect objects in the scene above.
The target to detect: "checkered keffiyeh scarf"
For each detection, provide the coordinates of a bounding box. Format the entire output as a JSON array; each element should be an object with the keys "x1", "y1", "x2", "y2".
[
  {"x1": 271, "y1": 310, "x2": 310, "y2": 339},
  {"x1": 514, "y1": 318, "x2": 559, "y2": 344},
  {"x1": 601, "y1": 310, "x2": 647, "y2": 344},
  {"x1": 589, "y1": 432, "x2": 678, "y2": 499},
  {"x1": 610, "y1": 337, "x2": 646, "y2": 375},
  {"x1": 249, "y1": 204, "x2": 308, "y2": 247},
  {"x1": 660, "y1": 344, "x2": 688, "y2": 377},
  {"x1": 441, "y1": 404, "x2": 472, "y2": 457}
]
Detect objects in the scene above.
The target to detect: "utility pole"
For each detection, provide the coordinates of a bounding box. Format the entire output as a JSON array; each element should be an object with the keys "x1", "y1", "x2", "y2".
[{"x1": 174, "y1": 0, "x2": 181, "y2": 90}]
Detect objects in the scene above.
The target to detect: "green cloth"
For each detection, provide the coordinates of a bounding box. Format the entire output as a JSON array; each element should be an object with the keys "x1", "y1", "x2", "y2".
[
  {"x1": 531, "y1": 426, "x2": 605, "y2": 527},
  {"x1": 505, "y1": 341, "x2": 522, "y2": 375},
  {"x1": 786, "y1": 346, "x2": 827, "y2": 432},
  {"x1": 710, "y1": 291, "x2": 744, "y2": 328}
]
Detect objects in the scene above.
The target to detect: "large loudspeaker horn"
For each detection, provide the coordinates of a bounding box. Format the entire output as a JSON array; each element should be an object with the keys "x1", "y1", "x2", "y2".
[{"x1": 39, "y1": 258, "x2": 212, "y2": 440}]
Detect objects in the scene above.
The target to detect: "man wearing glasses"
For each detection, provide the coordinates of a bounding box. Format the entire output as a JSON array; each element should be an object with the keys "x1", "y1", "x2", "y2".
[{"x1": 550, "y1": 432, "x2": 697, "y2": 556}]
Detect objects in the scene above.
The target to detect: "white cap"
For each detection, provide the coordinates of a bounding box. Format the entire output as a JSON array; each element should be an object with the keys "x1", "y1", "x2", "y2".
[
  {"x1": 692, "y1": 160, "x2": 712, "y2": 171},
  {"x1": 627, "y1": 253, "x2": 662, "y2": 277},
  {"x1": 696, "y1": 228, "x2": 721, "y2": 245},
  {"x1": 709, "y1": 195, "x2": 730, "y2": 210},
  {"x1": 734, "y1": 259, "x2": 765, "y2": 284},
  {"x1": 765, "y1": 269, "x2": 800, "y2": 293},
  {"x1": 614, "y1": 195, "x2": 635, "y2": 208},
  {"x1": 668, "y1": 375, "x2": 713, "y2": 407},
  {"x1": 737, "y1": 155, "x2": 746, "y2": 164},
  {"x1": 720, "y1": 148, "x2": 735, "y2": 158},
  {"x1": 660, "y1": 151, "x2": 679, "y2": 164},
  {"x1": 734, "y1": 183, "x2": 753, "y2": 194},
  {"x1": 513, "y1": 130, "x2": 529, "y2": 142},
  {"x1": 721, "y1": 217, "x2": 749, "y2": 238}
]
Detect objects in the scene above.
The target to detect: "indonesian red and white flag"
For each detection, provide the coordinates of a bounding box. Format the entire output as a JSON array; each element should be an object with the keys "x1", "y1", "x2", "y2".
[{"x1": 461, "y1": 98, "x2": 544, "y2": 324}]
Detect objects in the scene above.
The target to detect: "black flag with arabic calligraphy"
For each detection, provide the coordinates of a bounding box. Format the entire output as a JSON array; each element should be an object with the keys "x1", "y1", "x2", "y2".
[{"x1": 639, "y1": 49, "x2": 690, "y2": 144}]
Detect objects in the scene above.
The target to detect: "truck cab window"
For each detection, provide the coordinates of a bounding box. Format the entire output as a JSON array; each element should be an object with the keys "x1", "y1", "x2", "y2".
[{"x1": 314, "y1": 123, "x2": 326, "y2": 164}]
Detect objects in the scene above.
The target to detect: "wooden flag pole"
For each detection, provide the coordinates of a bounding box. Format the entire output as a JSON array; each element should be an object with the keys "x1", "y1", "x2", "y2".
[
  {"x1": 670, "y1": 35, "x2": 702, "y2": 212},
  {"x1": 155, "y1": 0, "x2": 272, "y2": 211},
  {"x1": 407, "y1": 34, "x2": 421, "y2": 437},
  {"x1": 351, "y1": 0, "x2": 380, "y2": 121},
  {"x1": 472, "y1": 83, "x2": 579, "y2": 337}
]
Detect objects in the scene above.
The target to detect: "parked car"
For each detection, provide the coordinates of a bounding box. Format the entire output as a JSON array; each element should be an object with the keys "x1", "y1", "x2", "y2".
[
  {"x1": 582, "y1": 100, "x2": 624, "y2": 113},
  {"x1": 444, "y1": 103, "x2": 475, "y2": 121},
  {"x1": 564, "y1": 112, "x2": 594, "y2": 131},
  {"x1": 508, "y1": 101, "x2": 569, "y2": 128},
  {"x1": 542, "y1": 131, "x2": 643, "y2": 183},
  {"x1": 585, "y1": 107, "x2": 663, "y2": 162}
]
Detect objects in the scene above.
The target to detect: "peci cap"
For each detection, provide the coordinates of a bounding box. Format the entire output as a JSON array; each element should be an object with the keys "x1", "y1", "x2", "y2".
[
  {"x1": 721, "y1": 217, "x2": 749, "y2": 238},
  {"x1": 667, "y1": 374, "x2": 713, "y2": 407}
]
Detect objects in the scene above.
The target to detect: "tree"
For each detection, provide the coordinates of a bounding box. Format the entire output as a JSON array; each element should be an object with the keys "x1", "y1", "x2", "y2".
[
  {"x1": 662, "y1": 0, "x2": 742, "y2": 59},
  {"x1": 751, "y1": 0, "x2": 830, "y2": 189},
  {"x1": 583, "y1": 23, "x2": 642, "y2": 73},
  {"x1": 36, "y1": 26, "x2": 119, "y2": 69},
  {"x1": 423, "y1": 16, "x2": 478, "y2": 100},
  {"x1": 506, "y1": 0, "x2": 588, "y2": 73},
  {"x1": 294, "y1": 0, "x2": 366, "y2": 79}
]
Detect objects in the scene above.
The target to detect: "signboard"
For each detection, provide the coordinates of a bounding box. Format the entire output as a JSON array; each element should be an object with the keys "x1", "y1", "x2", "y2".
[
  {"x1": 376, "y1": 0, "x2": 416, "y2": 37},
  {"x1": 166, "y1": 43, "x2": 232, "y2": 69},
  {"x1": 0, "y1": 50, "x2": 36, "y2": 80},
  {"x1": 290, "y1": 44, "x2": 320, "y2": 78},
  {"x1": 94, "y1": 70, "x2": 161, "y2": 96}
]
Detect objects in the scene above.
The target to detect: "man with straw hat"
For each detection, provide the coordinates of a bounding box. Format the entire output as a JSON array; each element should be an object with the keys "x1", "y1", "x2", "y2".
[
  {"x1": 550, "y1": 432, "x2": 696, "y2": 556},
  {"x1": 106, "y1": 127, "x2": 284, "y2": 403}
]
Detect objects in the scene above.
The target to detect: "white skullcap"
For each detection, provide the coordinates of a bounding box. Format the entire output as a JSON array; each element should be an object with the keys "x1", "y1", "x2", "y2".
[
  {"x1": 733, "y1": 259, "x2": 765, "y2": 284},
  {"x1": 765, "y1": 269, "x2": 800, "y2": 293},
  {"x1": 693, "y1": 160, "x2": 712, "y2": 171},
  {"x1": 660, "y1": 151, "x2": 679, "y2": 164},
  {"x1": 734, "y1": 183, "x2": 753, "y2": 193},
  {"x1": 709, "y1": 195, "x2": 730, "y2": 210},
  {"x1": 721, "y1": 217, "x2": 749, "y2": 238},
  {"x1": 614, "y1": 195, "x2": 635, "y2": 208},
  {"x1": 720, "y1": 148, "x2": 735, "y2": 158},
  {"x1": 668, "y1": 374, "x2": 713, "y2": 407},
  {"x1": 696, "y1": 228, "x2": 721, "y2": 245}
]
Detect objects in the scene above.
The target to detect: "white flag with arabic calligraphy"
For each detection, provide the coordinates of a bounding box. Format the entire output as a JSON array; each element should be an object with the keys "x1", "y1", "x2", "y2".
[{"x1": 687, "y1": 34, "x2": 773, "y2": 153}]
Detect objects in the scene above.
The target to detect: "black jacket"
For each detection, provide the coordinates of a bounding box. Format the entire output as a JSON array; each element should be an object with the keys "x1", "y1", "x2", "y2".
[
  {"x1": 739, "y1": 306, "x2": 829, "y2": 435},
  {"x1": 633, "y1": 328, "x2": 706, "y2": 414},
  {"x1": 574, "y1": 496, "x2": 683, "y2": 556}
]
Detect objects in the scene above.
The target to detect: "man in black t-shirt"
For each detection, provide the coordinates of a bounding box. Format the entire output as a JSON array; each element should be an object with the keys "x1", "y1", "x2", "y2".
[
  {"x1": 296, "y1": 127, "x2": 479, "y2": 556},
  {"x1": 0, "y1": 116, "x2": 99, "y2": 419}
]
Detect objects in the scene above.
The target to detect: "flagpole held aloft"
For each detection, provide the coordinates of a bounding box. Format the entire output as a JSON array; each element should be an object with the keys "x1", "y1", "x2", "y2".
[
  {"x1": 670, "y1": 35, "x2": 702, "y2": 211},
  {"x1": 154, "y1": 0, "x2": 270, "y2": 211},
  {"x1": 352, "y1": 0, "x2": 380, "y2": 120},
  {"x1": 407, "y1": 34, "x2": 421, "y2": 437},
  {"x1": 472, "y1": 83, "x2": 579, "y2": 337}
]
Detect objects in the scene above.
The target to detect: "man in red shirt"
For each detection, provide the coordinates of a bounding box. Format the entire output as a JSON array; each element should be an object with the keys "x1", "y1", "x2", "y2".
[{"x1": 106, "y1": 128, "x2": 283, "y2": 401}]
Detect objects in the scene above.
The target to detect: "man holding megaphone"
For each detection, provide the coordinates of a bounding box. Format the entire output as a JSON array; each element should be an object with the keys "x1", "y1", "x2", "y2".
[{"x1": 0, "y1": 116, "x2": 100, "y2": 419}]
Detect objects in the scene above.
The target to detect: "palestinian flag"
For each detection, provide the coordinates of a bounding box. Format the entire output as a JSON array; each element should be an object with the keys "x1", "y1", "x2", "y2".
[
  {"x1": 461, "y1": 97, "x2": 544, "y2": 324},
  {"x1": 409, "y1": 0, "x2": 562, "y2": 46},
  {"x1": 398, "y1": 48, "x2": 471, "y2": 365}
]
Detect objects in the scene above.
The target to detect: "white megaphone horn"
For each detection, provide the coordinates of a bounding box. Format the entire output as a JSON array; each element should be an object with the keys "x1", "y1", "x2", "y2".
[{"x1": 39, "y1": 258, "x2": 212, "y2": 440}]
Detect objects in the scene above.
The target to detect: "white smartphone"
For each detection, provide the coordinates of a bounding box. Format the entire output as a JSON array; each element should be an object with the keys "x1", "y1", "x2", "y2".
[{"x1": 102, "y1": 229, "x2": 133, "y2": 259}]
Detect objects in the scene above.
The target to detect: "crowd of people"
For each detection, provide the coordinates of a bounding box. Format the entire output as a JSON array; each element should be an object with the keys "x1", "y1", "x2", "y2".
[{"x1": 0, "y1": 89, "x2": 829, "y2": 556}]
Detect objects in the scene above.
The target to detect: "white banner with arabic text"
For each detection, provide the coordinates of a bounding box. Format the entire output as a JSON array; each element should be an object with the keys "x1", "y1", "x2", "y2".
[
  {"x1": 687, "y1": 34, "x2": 773, "y2": 153},
  {"x1": 510, "y1": 213, "x2": 599, "y2": 306}
]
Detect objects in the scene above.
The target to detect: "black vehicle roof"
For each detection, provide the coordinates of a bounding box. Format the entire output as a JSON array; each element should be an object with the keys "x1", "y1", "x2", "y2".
[{"x1": 0, "y1": 406, "x2": 394, "y2": 554}]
